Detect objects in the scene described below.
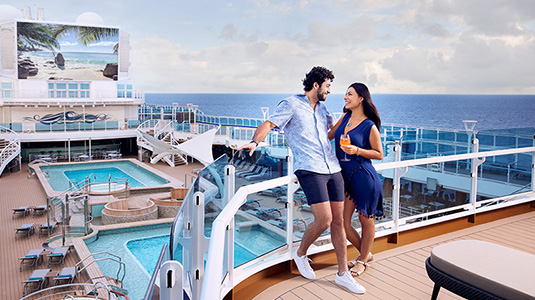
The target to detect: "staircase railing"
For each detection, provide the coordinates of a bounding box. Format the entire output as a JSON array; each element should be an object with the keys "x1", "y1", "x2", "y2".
[
  {"x1": 0, "y1": 125, "x2": 21, "y2": 176},
  {"x1": 77, "y1": 251, "x2": 127, "y2": 287}
]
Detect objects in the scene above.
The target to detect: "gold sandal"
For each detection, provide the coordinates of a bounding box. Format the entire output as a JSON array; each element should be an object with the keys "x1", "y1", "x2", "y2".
[
  {"x1": 349, "y1": 260, "x2": 370, "y2": 277},
  {"x1": 348, "y1": 252, "x2": 373, "y2": 269}
]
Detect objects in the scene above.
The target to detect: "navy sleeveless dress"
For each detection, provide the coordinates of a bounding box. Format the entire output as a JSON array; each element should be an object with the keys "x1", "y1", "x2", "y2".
[{"x1": 335, "y1": 115, "x2": 383, "y2": 218}]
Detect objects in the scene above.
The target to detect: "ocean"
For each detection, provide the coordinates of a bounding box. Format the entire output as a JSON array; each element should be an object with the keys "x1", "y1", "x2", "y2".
[{"x1": 145, "y1": 93, "x2": 535, "y2": 131}]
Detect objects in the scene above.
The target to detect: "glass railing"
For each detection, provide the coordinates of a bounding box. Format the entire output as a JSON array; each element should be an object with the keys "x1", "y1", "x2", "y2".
[{"x1": 193, "y1": 141, "x2": 534, "y2": 300}]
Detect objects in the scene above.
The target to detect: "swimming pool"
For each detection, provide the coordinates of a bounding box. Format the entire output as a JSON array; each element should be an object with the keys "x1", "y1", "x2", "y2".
[
  {"x1": 84, "y1": 222, "x2": 285, "y2": 300},
  {"x1": 41, "y1": 160, "x2": 171, "y2": 191}
]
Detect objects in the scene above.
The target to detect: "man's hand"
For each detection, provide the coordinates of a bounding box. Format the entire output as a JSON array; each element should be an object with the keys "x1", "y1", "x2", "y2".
[{"x1": 238, "y1": 142, "x2": 257, "y2": 156}]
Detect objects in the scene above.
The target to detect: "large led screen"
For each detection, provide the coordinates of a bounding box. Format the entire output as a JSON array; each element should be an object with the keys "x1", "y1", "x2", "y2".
[{"x1": 17, "y1": 21, "x2": 119, "y2": 81}]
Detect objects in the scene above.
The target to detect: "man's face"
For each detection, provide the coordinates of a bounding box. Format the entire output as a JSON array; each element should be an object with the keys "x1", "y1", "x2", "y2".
[{"x1": 316, "y1": 79, "x2": 332, "y2": 102}]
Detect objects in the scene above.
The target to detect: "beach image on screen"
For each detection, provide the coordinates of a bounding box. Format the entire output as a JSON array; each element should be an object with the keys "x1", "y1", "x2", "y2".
[{"x1": 17, "y1": 21, "x2": 119, "y2": 81}]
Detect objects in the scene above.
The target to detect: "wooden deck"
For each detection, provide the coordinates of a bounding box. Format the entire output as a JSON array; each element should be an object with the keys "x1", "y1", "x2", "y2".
[
  {"x1": 254, "y1": 210, "x2": 535, "y2": 300},
  {"x1": 0, "y1": 160, "x2": 201, "y2": 300},
  {"x1": 2, "y1": 161, "x2": 533, "y2": 300}
]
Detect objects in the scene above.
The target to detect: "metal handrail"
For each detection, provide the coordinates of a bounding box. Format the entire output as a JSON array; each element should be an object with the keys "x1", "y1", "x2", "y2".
[
  {"x1": 143, "y1": 244, "x2": 169, "y2": 300},
  {"x1": 19, "y1": 282, "x2": 111, "y2": 300},
  {"x1": 77, "y1": 252, "x2": 126, "y2": 287}
]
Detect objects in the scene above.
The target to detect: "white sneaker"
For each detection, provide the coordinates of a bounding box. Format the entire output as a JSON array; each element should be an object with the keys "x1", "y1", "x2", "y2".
[
  {"x1": 292, "y1": 250, "x2": 316, "y2": 279},
  {"x1": 335, "y1": 271, "x2": 366, "y2": 294}
]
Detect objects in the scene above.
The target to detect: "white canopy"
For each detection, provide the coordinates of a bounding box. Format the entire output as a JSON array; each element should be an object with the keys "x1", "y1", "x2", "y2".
[{"x1": 139, "y1": 127, "x2": 219, "y2": 166}]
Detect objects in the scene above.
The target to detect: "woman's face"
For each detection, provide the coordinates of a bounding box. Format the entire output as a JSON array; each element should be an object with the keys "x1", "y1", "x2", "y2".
[{"x1": 344, "y1": 87, "x2": 363, "y2": 110}]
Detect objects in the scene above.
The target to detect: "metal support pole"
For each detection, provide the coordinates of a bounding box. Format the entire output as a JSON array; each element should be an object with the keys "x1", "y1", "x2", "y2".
[
  {"x1": 392, "y1": 141, "x2": 402, "y2": 232},
  {"x1": 469, "y1": 138, "x2": 485, "y2": 212},
  {"x1": 287, "y1": 149, "x2": 295, "y2": 248},
  {"x1": 63, "y1": 194, "x2": 68, "y2": 246},
  {"x1": 84, "y1": 195, "x2": 89, "y2": 235},
  {"x1": 224, "y1": 165, "x2": 235, "y2": 287},
  {"x1": 191, "y1": 192, "x2": 209, "y2": 300}
]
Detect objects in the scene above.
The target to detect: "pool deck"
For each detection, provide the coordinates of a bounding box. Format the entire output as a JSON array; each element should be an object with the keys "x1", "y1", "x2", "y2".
[{"x1": 0, "y1": 158, "x2": 202, "y2": 299}]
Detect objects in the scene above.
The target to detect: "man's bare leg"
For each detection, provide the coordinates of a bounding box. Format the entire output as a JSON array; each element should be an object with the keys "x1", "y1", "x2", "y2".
[
  {"x1": 330, "y1": 200, "x2": 349, "y2": 275},
  {"x1": 296, "y1": 201, "x2": 332, "y2": 257}
]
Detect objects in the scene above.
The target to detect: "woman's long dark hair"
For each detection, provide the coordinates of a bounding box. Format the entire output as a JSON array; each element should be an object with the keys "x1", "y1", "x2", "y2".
[{"x1": 345, "y1": 82, "x2": 381, "y2": 130}]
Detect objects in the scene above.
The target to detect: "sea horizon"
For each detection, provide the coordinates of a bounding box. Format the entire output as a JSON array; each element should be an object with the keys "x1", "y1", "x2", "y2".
[{"x1": 145, "y1": 93, "x2": 535, "y2": 131}]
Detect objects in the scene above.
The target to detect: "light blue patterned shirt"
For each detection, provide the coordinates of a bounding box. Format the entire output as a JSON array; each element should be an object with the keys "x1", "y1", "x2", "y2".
[{"x1": 268, "y1": 94, "x2": 341, "y2": 174}]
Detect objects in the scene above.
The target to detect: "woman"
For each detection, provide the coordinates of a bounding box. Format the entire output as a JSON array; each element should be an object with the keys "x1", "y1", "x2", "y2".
[{"x1": 328, "y1": 82, "x2": 384, "y2": 276}]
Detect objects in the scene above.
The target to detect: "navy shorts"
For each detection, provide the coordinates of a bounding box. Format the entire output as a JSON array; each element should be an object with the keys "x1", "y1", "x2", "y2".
[{"x1": 294, "y1": 170, "x2": 345, "y2": 205}]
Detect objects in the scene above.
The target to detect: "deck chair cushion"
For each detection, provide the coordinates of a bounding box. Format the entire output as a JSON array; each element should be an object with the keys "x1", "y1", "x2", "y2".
[{"x1": 430, "y1": 240, "x2": 535, "y2": 300}]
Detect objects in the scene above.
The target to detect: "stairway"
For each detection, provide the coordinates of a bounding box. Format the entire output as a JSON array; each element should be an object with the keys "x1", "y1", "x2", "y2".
[
  {"x1": 136, "y1": 120, "x2": 187, "y2": 167},
  {"x1": 0, "y1": 126, "x2": 21, "y2": 177}
]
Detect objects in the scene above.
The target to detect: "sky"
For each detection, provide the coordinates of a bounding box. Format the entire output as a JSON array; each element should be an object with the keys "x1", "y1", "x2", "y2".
[{"x1": 3, "y1": 0, "x2": 535, "y2": 94}]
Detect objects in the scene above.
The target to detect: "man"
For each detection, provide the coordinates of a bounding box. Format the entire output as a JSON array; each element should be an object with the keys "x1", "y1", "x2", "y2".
[{"x1": 239, "y1": 66, "x2": 365, "y2": 294}]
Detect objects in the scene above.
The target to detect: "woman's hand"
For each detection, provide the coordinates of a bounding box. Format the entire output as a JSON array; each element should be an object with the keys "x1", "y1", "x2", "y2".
[{"x1": 341, "y1": 145, "x2": 359, "y2": 156}]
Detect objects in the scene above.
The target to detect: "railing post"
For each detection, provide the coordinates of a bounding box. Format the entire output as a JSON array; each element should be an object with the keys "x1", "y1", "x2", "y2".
[
  {"x1": 469, "y1": 138, "x2": 485, "y2": 213},
  {"x1": 160, "y1": 261, "x2": 183, "y2": 300},
  {"x1": 190, "y1": 191, "x2": 210, "y2": 300},
  {"x1": 84, "y1": 195, "x2": 89, "y2": 235},
  {"x1": 392, "y1": 141, "x2": 402, "y2": 235},
  {"x1": 224, "y1": 165, "x2": 235, "y2": 289},
  {"x1": 63, "y1": 194, "x2": 68, "y2": 246},
  {"x1": 286, "y1": 149, "x2": 295, "y2": 248}
]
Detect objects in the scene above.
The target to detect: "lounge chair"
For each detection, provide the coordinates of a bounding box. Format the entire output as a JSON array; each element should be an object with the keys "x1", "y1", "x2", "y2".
[
  {"x1": 257, "y1": 187, "x2": 284, "y2": 197},
  {"x1": 268, "y1": 217, "x2": 308, "y2": 231},
  {"x1": 245, "y1": 207, "x2": 282, "y2": 221},
  {"x1": 19, "y1": 249, "x2": 44, "y2": 271},
  {"x1": 426, "y1": 240, "x2": 535, "y2": 300},
  {"x1": 53, "y1": 266, "x2": 78, "y2": 285},
  {"x1": 32, "y1": 205, "x2": 48, "y2": 216},
  {"x1": 38, "y1": 221, "x2": 58, "y2": 237},
  {"x1": 240, "y1": 199, "x2": 261, "y2": 210},
  {"x1": 244, "y1": 166, "x2": 271, "y2": 181},
  {"x1": 298, "y1": 204, "x2": 312, "y2": 212},
  {"x1": 22, "y1": 268, "x2": 51, "y2": 295},
  {"x1": 47, "y1": 246, "x2": 69, "y2": 266},
  {"x1": 237, "y1": 165, "x2": 262, "y2": 177},
  {"x1": 15, "y1": 223, "x2": 35, "y2": 239},
  {"x1": 12, "y1": 206, "x2": 30, "y2": 219}
]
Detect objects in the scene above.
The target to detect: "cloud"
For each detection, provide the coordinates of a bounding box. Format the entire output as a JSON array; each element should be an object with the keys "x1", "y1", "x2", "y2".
[
  {"x1": 305, "y1": 15, "x2": 378, "y2": 47},
  {"x1": 128, "y1": 0, "x2": 535, "y2": 94},
  {"x1": 89, "y1": 41, "x2": 117, "y2": 47}
]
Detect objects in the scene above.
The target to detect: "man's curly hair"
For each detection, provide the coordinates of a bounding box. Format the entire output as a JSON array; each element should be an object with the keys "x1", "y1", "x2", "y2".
[{"x1": 302, "y1": 66, "x2": 335, "y2": 92}]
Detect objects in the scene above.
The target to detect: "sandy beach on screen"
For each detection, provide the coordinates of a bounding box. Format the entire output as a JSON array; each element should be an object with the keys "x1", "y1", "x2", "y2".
[{"x1": 28, "y1": 68, "x2": 113, "y2": 81}]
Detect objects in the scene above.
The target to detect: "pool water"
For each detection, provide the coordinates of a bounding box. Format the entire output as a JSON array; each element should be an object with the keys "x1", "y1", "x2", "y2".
[
  {"x1": 44, "y1": 160, "x2": 170, "y2": 191},
  {"x1": 85, "y1": 223, "x2": 285, "y2": 300}
]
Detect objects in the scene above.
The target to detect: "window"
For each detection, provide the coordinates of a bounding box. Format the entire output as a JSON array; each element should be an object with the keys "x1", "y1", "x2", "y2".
[
  {"x1": 1, "y1": 82, "x2": 13, "y2": 98},
  {"x1": 48, "y1": 81, "x2": 90, "y2": 99},
  {"x1": 117, "y1": 83, "x2": 133, "y2": 98}
]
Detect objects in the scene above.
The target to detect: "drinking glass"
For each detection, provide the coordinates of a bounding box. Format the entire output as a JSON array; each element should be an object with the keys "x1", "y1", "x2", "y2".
[{"x1": 340, "y1": 134, "x2": 351, "y2": 161}]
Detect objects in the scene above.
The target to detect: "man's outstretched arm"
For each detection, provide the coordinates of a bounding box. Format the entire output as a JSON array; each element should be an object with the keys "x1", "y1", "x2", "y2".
[{"x1": 238, "y1": 121, "x2": 277, "y2": 156}]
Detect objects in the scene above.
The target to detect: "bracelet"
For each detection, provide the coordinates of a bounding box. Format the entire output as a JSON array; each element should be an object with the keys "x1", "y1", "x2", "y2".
[
  {"x1": 250, "y1": 139, "x2": 259, "y2": 146},
  {"x1": 356, "y1": 147, "x2": 360, "y2": 156}
]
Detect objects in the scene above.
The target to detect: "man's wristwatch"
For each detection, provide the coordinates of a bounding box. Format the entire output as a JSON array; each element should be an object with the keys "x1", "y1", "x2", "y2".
[{"x1": 250, "y1": 139, "x2": 259, "y2": 146}]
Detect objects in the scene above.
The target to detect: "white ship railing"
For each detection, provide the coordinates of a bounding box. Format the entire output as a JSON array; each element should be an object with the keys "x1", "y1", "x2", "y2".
[{"x1": 198, "y1": 141, "x2": 535, "y2": 300}]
